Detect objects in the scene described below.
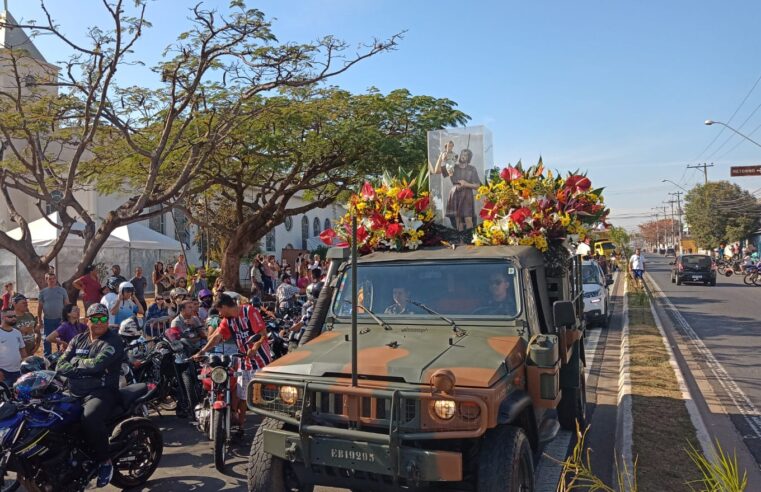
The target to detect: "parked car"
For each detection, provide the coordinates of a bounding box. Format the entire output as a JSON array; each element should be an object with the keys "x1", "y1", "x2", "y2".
[
  {"x1": 671, "y1": 254, "x2": 716, "y2": 286},
  {"x1": 665, "y1": 248, "x2": 676, "y2": 257},
  {"x1": 582, "y1": 259, "x2": 612, "y2": 328},
  {"x1": 659, "y1": 248, "x2": 666, "y2": 255}
]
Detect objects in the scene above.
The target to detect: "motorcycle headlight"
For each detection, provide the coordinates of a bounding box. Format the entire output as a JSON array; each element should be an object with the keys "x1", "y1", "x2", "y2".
[
  {"x1": 279, "y1": 386, "x2": 299, "y2": 405},
  {"x1": 432, "y1": 399, "x2": 456, "y2": 420},
  {"x1": 210, "y1": 367, "x2": 228, "y2": 384}
]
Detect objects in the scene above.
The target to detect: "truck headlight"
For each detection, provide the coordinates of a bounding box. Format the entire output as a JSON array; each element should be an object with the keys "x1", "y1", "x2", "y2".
[
  {"x1": 279, "y1": 386, "x2": 299, "y2": 405},
  {"x1": 210, "y1": 367, "x2": 228, "y2": 384},
  {"x1": 433, "y1": 399, "x2": 456, "y2": 420}
]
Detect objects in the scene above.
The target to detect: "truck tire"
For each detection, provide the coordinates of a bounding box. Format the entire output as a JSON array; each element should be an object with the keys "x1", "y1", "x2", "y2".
[
  {"x1": 557, "y1": 360, "x2": 587, "y2": 431},
  {"x1": 476, "y1": 425, "x2": 534, "y2": 492},
  {"x1": 247, "y1": 418, "x2": 313, "y2": 492}
]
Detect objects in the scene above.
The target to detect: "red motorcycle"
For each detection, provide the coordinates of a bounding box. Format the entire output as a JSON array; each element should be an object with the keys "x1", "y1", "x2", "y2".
[{"x1": 194, "y1": 351, "x2": 247, "y2": 471}]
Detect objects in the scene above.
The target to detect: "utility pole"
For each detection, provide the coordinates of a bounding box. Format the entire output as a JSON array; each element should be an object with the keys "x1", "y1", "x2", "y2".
[
  {"x1": 664, "y1": 199, "x2": 678, "y2": 250},
  {"x1": 654, "y1": 205, "x2": 670, "y2": 249},
  {"x1": 669, "y1": 191, "x2": 684, "y2": 253},
  {"x1": 686, "y1": 162, "x2": 714, "y2": 184}
]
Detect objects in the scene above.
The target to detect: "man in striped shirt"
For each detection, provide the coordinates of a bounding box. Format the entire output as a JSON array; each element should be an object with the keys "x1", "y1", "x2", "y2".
[{"x1": 194, "y1": 293, "x2": 270, "y2": 435}]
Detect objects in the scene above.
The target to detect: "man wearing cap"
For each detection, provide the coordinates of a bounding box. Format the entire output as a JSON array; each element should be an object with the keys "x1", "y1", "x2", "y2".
[
  {"x1": 56, "y1": 303, "x2": 124, "y2": 488},
  {"x1": 12, "y1": 295, "x2": 39, "y2": 355},
  {"x1": 37, "y1": 272, "x2": 69, "y2": 357}
]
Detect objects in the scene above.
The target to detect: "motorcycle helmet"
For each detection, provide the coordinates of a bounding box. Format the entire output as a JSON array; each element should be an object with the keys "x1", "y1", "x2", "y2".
[
  {"x1": 106, "y1": 276, "x2": 121, "y2": 293},
  {"x1": 86, "y1": 302, "x2": 110, "y2": 318},
  {"x1": 118, "y1": 281, "x2": 135, "y2": 294},
  {"x1": 198, "y1": 288, "x2": 212, "y2": 300},
  {"x1": 306, "y1": 281, "x2": 324, "y2": 302},
  {"x1": 170, "y1": 287, "x2": 189, "y2": 299},
  {"x1": 14, "y1": 370, "x2": 59, "y2": 400},
  {"x1": 20, "y1": 356, "x2": 48, "y2": 374},
  {"x1": 251, "y1": 296, "x2": 262, "y2": 308},
  {"x1": 119, "y1": 317, "x2": 142, "y2": 338}
]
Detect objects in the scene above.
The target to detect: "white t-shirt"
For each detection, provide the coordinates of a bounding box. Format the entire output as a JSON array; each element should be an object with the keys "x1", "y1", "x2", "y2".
[
  {"x1": 629, "y1": 254, "x2": 645, "y2": 270},
  {"x1": 0, "y1": 327, "x2": 25, "y2": 372},
  {"x1": 100, "y1": 292, "x2": 118, "y2": 324}
]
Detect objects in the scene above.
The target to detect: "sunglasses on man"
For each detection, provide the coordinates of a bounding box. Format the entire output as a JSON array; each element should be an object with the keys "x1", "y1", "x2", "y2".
[{"x1": 89, "y1": 315, "x2": 109, "y2": 324}]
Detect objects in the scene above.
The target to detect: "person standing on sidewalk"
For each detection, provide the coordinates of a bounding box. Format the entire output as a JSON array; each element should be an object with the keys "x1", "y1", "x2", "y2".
[
  {"x1": 73, "y1": 266, "x2": 102, "y2": 310},
  {"x1": 629, "y1": 247, "x2": 646, "y2": 289},
  {"x1": 129, "y1": 266, "x2": 148, "y2": 312},
  {"x1": 37, "y1": 273, "x2": 69, "y2": 357}
]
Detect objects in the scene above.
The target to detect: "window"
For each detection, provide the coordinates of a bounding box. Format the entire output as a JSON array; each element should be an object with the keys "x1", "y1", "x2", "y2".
[
  {"x1": 324, "y1": 218, "x2": 331, "y2": 231},
  {"x1": 301, "y1": 216, "x2": 309, "y2": 250},
  {"x1": 148, "y1": 205, "x2": 165, "y2": 235},
  {"x1": 44, "y1": 201, "x2": 55, "y2": 215},
  {"x1": 265, "y1": 229, "x2": 276, "y2": 252},
  {"x1": 284, "y1": 216, "x2": 293, "y2": 231},
  {"x1": 24, "y1": 75, "x2": 36, "y2": 87},
  {"x1": 173, "y1": 210, "x2": 189, "y2": 246},
  {"x1": 313, "y1": 217, "x2": 321, "y2": 238}
]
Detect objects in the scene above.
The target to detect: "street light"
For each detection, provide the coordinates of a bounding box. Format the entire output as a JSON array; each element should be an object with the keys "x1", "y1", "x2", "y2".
[
  {"x1": 704, "y1": 119, "x2": 761, "y2": 149},
  {"x1": 661, "y1": 179, "x2": 688, "y2": 192}
]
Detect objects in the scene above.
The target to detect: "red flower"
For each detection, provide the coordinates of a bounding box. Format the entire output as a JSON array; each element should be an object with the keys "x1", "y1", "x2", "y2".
[
  {"x1": 370, "y1": 212, "x2": 387, "y2": 230},
  {"x1": 360, "y1": 182, "x2": 376, "y2": 200},
  {"x1": 397, "y1": 188, "x2": 413, "y2": 200},
  {"x1": 356, "y1": 226, "x2": 369, "y2": 243},
  {"x1": 565, "y1": 175, "x2": 591, "y2": 192},
  {"x1": 509, "y1": 207, "x2": 532, "y2": 225},
  {"x1": 319, "y1": 228, "x2": 337, "y2": 245},
  {"x1": 480, "y1": 201, "x2": 498, "y2": 220},
  {"x1": 500, "y1": 166, "x2": 523, "y2": 182},
  {"x1": 385, "y1": 222, "x2": 403, "y2": 238},
  {"x1": 414, "y1": 196, "x2": 430, "y2": 212}
]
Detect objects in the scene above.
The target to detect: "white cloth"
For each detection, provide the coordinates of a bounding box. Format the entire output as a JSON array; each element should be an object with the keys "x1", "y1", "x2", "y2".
[
  {"x1": 100, "y1": 292, "x2": 118, "y2": 324},
  {"x1": 0, "y1": 327, "x2": 24, "y2": 372},
  {"x1": 236, "y1": 368, "x2": 255, "y2": 400},
  {"x1": 576, "y1": 243, "x2": 592, "y2": 256},
  {"x1": 629, "y1": 254, "x2": 645, "y2": 270}
]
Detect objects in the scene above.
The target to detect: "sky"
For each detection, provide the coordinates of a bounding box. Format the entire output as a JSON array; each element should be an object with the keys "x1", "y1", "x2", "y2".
[{"x1": 7, "y1": 0, "x2": 761, "y2": 231}]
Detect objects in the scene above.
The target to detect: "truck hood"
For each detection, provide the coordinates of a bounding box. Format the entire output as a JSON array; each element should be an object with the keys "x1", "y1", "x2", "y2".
[{"x1": 261, "y1": 324, "x2": 524, "y2": 388}]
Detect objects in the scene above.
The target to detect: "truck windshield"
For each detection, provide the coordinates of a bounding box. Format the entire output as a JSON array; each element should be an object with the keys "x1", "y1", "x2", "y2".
[
  {"x1": 582, "y1": 264, "x2": 602, "y2": 285},
  {"x1": 333, "y1": 261, "x2": 521, "y2": 318}
]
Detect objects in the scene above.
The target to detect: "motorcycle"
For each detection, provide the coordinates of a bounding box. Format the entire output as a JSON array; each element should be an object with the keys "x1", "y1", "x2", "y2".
[
  {"x1": 264, "y1": 316, "x2": 291, "y2": 360},
  {"x1": 0, "y1": 371, "x2": 162, "y2": 491},
  {"x1": 194, "y1": 352, "x2": 246, "y2": 471},
  {"x1": 743, "y1": 262, "x2": 761, "y2": 286}
]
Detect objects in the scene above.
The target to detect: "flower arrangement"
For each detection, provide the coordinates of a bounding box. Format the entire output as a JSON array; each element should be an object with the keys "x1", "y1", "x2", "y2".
[
  {"x1": 472, "y1": 159, "x2": 609, "y2": 252},
  {"x1": 320, "y1": 177, "x2": 436, "y2": 253}
]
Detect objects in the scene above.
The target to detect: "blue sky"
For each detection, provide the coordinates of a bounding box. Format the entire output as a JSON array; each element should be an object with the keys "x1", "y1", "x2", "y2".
[{"x1": 8, "y1": 0, "x2": 761, "y2": 230}]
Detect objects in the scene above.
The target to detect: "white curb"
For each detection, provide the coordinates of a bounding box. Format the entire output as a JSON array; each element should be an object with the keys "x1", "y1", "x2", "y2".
[{"x1": 615, "y1": 277, "x2": 634, "y2": 482}]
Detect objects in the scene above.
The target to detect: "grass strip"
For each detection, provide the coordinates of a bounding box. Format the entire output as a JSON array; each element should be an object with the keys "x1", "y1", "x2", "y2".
[{"x1": 627, "y1": 282, "x2": 701, "y2": 490}]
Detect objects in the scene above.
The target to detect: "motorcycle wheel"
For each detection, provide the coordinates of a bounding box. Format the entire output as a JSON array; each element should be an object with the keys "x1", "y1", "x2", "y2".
[
  {"x1": 110, "y1": 418, "x2": 164, "y2": 489},
  {"x1": 156, "y1": 375, "x2": 179, "y2": 412},
  {"x1": 213, "y1": 409, "x2": 227, "y2": 472},
  {"x1": 743, "y1": 273, "x2": 756, "y2": 286}
]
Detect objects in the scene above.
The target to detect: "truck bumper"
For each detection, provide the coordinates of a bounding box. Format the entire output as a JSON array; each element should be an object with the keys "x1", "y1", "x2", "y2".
[{"x1": 263, "y1": 427, "x2": 463, "y2": 482}]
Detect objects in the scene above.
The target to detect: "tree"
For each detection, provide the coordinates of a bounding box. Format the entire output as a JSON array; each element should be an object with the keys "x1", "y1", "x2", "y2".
[
  {"x1": 608, "y1": 226, "x2": 631, "y2": 255},
  {"x1": 181, "y1": 87, "x2": 469, "y2": 288},
  {"x1": 684, "y1": 181, "x2": 760, "y2": 250},
  {"x1": 0, "y1": 1, "x2": 398, "y2": 295},
  {"x1": 638, "y1": 218, "x2": 675, "y2": 248}
]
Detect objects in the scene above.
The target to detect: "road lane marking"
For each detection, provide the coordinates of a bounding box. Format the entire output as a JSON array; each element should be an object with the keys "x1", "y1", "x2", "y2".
[
  {"x1": 647, "y1": 276, "x2": 761, "y2": 442},
  {"x1": 615, "y1": 276, "x2": 634, "y2": 478}
]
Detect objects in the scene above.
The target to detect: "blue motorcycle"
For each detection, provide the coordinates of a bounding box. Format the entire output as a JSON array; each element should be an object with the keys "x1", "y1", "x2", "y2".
[{"x1": 0, "y1": 370, "x2": 163, "y2": 491}]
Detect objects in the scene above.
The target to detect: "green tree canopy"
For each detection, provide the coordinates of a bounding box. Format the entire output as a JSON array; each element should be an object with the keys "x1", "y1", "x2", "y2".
[{"x1": 684, "y1": 181, "x2": 760, "y2": 249}]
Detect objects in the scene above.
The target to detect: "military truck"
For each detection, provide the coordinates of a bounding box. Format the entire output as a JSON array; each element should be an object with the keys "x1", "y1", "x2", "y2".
[{"x1": 247, "y1": 244, "x2": 587, "y2": 491}]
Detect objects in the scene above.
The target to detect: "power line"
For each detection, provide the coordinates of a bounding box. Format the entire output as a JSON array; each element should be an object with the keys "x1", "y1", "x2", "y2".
[
  {"x1": 705, "y1": 97, "x2": 761, "y2": 161},
  {"x1": 692, "y1": 70, "x2": 761, "y2": 162},
  {"x1": 686, "y1": 162, "x2": 714, "y2": 184},
  {"x1": 716, "y1": 118, "x2": 761, "y2": 160}
]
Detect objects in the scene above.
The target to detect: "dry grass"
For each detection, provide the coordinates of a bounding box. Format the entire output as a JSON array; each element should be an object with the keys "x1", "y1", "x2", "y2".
[{"x1": 627, "y1": 283, "x2": 701, "y2": 491}]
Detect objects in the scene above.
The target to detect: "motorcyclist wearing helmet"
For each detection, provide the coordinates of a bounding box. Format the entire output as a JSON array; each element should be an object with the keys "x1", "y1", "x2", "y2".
[
  {"x1": 197, "y1": 288, "x2": 213, "y2": 322},
  {"x1": 168, "y1": 287, "x2": 189, "y2": 318},
  {"x1": 109, "y1": 282, "x2": 144, "y2": 326},
  {"x1": 56, "y1": 303, "x2": 125, "y2": 488},
  {"x1": 286, "y1": 268, "x2": 323, "y2": 351},
  {"x1": 170, "y1": 300, "x2": 206, "y2": 350}
]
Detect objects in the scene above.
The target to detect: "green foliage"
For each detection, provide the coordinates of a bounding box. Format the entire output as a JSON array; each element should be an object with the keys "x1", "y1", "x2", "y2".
[
  {"x1": 687, "y1": 440, "x2": 748, "y2": 492},
  {"x1": 609, "y1": 226, "x2": 632, "y2": 256},
  {"x1": 684, "y1": 182, "x2": 759, "y2": 249}
]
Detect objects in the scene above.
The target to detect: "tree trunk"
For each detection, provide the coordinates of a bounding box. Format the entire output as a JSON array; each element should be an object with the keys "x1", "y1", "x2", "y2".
[{"x1": 221, "y1": 228, "x2": 263, "y2": 292}]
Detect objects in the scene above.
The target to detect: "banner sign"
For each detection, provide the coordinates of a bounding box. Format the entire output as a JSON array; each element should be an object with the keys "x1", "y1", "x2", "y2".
[{"x1": 730, "y1": 165, "x2": 761, "y2": 177}]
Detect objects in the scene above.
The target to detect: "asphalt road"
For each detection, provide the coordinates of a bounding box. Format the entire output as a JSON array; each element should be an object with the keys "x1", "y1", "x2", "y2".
[{"x1": 645, "y1": 253, "x2": 761, "y2": 466}]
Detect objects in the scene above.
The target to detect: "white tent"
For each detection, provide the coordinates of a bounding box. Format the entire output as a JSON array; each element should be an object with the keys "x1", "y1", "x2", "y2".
[{"x1": 1, "y1": 214, "x2": 184, "y2": 295}]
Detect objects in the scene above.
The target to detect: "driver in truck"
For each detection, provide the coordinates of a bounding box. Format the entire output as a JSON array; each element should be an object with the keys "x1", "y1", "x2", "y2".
[{"x1": 477, "y1": 272, "x2": 518, "y2": 315}]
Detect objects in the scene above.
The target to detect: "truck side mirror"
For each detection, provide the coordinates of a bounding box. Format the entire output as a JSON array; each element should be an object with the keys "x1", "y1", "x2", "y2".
[{"x1": 553, "y1": 300, "x2": 576, "y2": 328}]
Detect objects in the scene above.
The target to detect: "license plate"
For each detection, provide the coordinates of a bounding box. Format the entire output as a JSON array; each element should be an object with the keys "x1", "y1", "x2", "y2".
[
  {"x1": 692, "y1": 275, "x2": 701, "y2": 280},
  {"x1": 328, "y1": 447, "x2": 377, "y2": 464}
]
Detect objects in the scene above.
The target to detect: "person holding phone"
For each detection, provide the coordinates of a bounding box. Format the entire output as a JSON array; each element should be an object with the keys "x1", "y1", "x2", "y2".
[
  {"x1": 193, "y1": 293, "x2": 270, "y2": 436},
  {"x1": 110, "y1": 282, "x2": 144, "y2": 326}
]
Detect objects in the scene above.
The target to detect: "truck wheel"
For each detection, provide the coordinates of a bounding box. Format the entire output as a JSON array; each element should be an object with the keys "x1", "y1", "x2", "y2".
[
  {"x1": 557, "y1": 361, "x2": 587, "y2": 431},
  {"x1": 476, "y1": 425, "x2": 534, "y2": 492},
  {"x1": 247, "y1": 418, "x2": 313, "y2": 492}
]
